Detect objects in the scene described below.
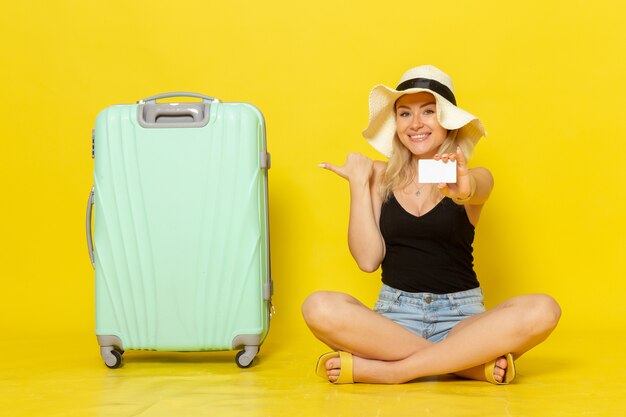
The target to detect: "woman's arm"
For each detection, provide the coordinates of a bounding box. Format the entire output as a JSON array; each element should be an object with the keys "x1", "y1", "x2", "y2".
[
  {"x1": 436, "y1": 146, "x2": 494, "y2": 226},
  {"x1": 457, "y1": 167, "x2": 494, "y2": 206},
  {"x1": 320, "y1": 154, "x2": 386, "y2": 272}
]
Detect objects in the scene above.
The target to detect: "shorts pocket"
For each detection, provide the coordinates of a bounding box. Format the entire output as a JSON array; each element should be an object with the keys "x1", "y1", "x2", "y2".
[{"x1": 457, "y1": 302, "x2": 486, "y2": 316}]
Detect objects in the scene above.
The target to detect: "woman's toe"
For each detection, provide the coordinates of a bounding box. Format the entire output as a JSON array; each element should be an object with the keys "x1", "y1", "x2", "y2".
[
  {"x1": 495, "y1": 356, "x2": 508, "y2": 370},
  {"x1": 326, "y1": 357, "x2": 340, "y2": 371}
]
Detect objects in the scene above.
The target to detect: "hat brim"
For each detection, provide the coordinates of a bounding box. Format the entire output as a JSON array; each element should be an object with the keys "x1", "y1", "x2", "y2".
[{"x1": 362, "y1": 84, "x2": 486, "y2": 157}]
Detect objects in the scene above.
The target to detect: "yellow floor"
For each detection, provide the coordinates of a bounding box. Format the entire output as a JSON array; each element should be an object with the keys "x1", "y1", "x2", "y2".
[{"x1": 1, "y1": 328, "x2": 624, "y2": 417}]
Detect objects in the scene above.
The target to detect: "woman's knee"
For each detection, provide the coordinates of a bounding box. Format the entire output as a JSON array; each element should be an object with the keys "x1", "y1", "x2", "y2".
[
  {"x1": 301, "y1": 291, "x2": 355, "y2": 329},
  {"x1": 521, "y1": 294, "x2": 562, "y2": 335},
  {"x1": 301, "y1": 291, "x2": 336, "y2": 325}
]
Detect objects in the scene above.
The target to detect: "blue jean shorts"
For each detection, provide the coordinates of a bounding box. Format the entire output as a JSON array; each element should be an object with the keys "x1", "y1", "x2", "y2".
[{"x1": 373, "y1": 284, "x2": 486, "y2": 343}]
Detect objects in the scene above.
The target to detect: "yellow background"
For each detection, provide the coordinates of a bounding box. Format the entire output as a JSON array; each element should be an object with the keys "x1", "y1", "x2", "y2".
[{"x1": 1, "y1": 0, "x2": 625, "y2": 344}]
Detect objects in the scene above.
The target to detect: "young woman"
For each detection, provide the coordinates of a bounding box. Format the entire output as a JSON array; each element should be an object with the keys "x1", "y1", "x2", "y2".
[{"x1": 302, "y1": 65, "x2": 561, "y2": 384}]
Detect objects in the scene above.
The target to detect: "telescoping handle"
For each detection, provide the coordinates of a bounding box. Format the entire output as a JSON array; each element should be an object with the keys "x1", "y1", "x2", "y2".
[
  {"x1": 137, "y1": 92, "x2": 219, "y2": 104},
  {"x1": 86, "y1": 187, "x2": 95, "y2": 268}
]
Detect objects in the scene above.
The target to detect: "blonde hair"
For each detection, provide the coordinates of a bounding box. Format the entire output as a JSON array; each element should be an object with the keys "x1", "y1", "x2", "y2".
[{"x1": 380, "y1": 129, "x2": 475, "y2": 201}]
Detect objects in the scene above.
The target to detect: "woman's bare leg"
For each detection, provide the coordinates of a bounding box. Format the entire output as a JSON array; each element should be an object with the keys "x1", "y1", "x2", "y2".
[
  {"x1": 301, "y1": 291, "x2": 431, "y2": 361},
  {"x1": 449, "y1": 294, "x2": 553, "y2": 381},
  {"x1": 321, "y1": 293, "x2": 561, "y2": 384},
  {"x1": 304, "y1": 291, "x2": 518, "y2": 383}
]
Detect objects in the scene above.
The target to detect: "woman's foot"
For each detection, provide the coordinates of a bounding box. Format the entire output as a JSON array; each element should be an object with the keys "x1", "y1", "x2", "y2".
[
  {"x1": 490, "y1": 356, "x2": 509, "y2": 383},
  {"x1": 453, "y1": 355, "x2": 511, "y2": 383},
  {"x1": 321, "y1": 353, "x2": 514, "y2": 385},
  {"x1": 323, "y1": 355, "x2": 400, "y2": 384},
  {"x1": 483, "y1": 353, "x2": 516, "y2": 384}
]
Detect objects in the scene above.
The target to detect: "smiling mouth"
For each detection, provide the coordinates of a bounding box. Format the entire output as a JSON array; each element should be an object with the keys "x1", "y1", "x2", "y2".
[{"x1": 409, "y1": 133, "x2": 430, "y2": 141}]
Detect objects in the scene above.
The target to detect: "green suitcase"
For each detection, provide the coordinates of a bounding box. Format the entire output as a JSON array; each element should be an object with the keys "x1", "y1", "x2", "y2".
[{"x1": 86, "y1": 92, "x2": 272, "y2": 368}]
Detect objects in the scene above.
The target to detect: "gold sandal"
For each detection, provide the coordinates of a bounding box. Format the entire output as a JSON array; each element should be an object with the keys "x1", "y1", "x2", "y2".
[
  {"x1": 484, "y1": 353, "x2": 516, "y2": 384},
  {"x1": 315, "y1": 351, "x2": 354, "y2": 384}
]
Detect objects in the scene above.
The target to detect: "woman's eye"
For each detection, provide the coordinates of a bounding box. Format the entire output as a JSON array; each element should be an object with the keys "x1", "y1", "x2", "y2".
[
  {"x1": 399, "y1": 111, "x2": 410, "y2": 117},
  {"x1": 423, "y1": 109, "x2": 435, "y2": 115}
]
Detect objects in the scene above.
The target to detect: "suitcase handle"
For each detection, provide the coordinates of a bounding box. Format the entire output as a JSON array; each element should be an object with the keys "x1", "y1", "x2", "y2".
[
  {"x1": 86, "y1": 187, "x2": 95, "y2": 268},
  {"x1": 137, "y1": 92, "x2": 219, "y2": 104},
  {"x1": 144, "y1": 104, "x2": 204, "y2": 123}
]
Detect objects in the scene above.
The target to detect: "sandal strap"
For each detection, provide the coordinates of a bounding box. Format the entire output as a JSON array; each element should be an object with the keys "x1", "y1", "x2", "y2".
[{"x1": 335, "y1": 351, "x2": 354, "y2": 384}]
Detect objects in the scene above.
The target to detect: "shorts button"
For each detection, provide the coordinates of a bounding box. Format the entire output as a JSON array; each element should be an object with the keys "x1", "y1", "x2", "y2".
[{"x1": 424, "y1": 296, "x2": 432, "y2": 304}]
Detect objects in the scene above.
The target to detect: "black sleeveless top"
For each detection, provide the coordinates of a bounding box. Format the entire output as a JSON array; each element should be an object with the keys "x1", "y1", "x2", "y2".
[{"x1": 379, "y1": 195, "x2": 479, "y2": 294}]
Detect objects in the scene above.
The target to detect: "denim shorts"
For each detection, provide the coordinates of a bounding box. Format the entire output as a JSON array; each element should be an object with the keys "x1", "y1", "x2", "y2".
[{"x1": 373, "y1": 284, "x2": 486, "y2": 343}]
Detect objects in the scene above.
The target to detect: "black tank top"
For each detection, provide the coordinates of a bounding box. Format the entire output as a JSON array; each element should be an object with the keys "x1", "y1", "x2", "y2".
[{"x1": 379, "y1": 195, "x2": 479, "y2": 294}]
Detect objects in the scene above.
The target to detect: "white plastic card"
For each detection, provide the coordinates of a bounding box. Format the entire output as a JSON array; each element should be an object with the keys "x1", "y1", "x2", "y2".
[{"x1": 418, "y1": 159, "x2": 457, "y2": 183}]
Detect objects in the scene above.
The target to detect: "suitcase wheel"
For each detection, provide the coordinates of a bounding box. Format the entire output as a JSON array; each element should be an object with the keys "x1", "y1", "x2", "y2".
[
  {"x1": 235, "y1": 346, "x2": 259, "y2": 368},
  {"x1": 101, "y1": 347, "x2": 124, "y2": 369}
]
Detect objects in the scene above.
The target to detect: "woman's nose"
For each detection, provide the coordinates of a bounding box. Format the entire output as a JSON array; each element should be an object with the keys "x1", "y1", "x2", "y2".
[{"x1": 411, "y1": 116, "x2": 423, "y2": 128}]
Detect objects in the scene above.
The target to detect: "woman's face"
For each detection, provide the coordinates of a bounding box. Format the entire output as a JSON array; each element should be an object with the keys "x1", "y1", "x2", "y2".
[{"x1": 395, "y1": 92, "x2": 447, "y2": 159}]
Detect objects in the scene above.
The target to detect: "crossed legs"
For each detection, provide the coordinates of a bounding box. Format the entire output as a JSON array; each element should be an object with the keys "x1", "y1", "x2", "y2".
[{"x1": 301, "y1": 291, "x2": 561, "y2": 384}]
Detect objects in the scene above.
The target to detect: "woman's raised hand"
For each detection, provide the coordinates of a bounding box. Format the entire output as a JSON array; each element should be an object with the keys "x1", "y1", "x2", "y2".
[
  {"x1": 435, "y1": 146, "x2": 473, "y2": 200},
  {"x1": 319, "y1": 153, "x2": 374, "y2": 185}
]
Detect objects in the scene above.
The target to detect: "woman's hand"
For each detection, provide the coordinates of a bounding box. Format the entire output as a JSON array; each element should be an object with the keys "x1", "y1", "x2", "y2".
[
  {"x1": 319, "y1": 153, "x2": 386, "y2": 272},
  {"x1": 435, "y1": 146, "x2": 474, "y2": 200},
  {"x1": 319, "y1": 153, "x2": 374, "y2": 186}
]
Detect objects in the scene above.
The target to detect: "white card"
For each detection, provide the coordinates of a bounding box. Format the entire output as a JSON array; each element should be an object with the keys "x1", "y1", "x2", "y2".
[{"x1": 418, "y1": 159, "x2": 457, "y2": 183}]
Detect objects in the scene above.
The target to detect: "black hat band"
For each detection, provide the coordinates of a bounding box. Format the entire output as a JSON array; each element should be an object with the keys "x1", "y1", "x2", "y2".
[{"x1": 396, "y1": 78, "x2": 457, "y2": 106}]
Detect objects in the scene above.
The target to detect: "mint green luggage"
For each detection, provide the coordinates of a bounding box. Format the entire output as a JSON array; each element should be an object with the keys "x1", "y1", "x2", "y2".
[{"x1": 86, "y1": 93, "x2": 272, "y2": 368}]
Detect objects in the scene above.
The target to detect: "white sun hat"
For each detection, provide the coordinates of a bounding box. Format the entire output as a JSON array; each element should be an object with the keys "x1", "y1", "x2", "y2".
[{"x1": 362, "y1": 65, "x2": 486, "y2": 157}]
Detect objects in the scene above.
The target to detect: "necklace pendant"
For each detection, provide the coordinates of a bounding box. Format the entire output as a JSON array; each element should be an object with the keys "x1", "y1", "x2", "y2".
[{"x1": 415, "y1": 190, "x2": 421, "y2": 197}]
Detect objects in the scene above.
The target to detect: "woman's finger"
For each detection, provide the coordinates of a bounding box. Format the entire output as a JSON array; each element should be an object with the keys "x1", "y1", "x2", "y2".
[
  {"x1": 319, "y1": 162, "x2": 338, "y2": 173},
  {"x1": 456, "y1": 146, "x2": 467, "y2": 169},
  {"x1": 319, "y1": 162, "x2": 345, "y2": 177}
]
